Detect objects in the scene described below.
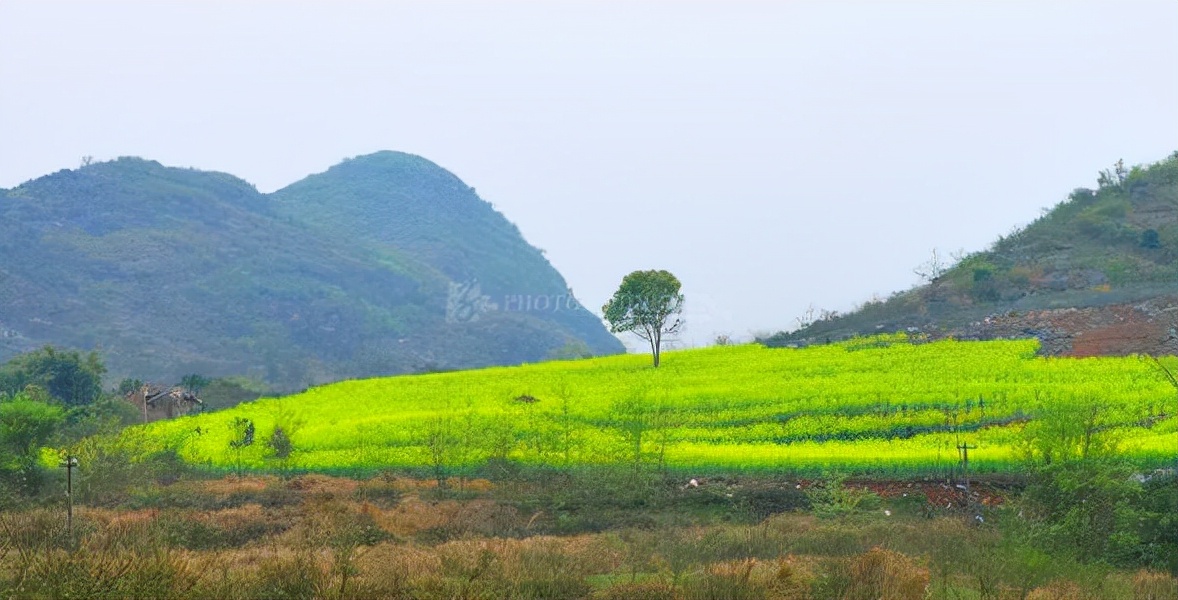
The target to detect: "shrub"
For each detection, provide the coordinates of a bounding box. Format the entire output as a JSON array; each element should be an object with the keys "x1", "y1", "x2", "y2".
[
  {"x1": 805, "y1": 476, "x2": 879, "y2": 520},
  {"x1": 842, "y1": 547, "x2": 929, "y2": 600},
  {"x1": 251, "y1": 552, "x2": 325, "y2": 600},
  {"x1": 683, "y1": 559, "x2": 764, "y2": 600},
  {"x1": 1133, "y1": 570, "x2": 1178, "y2": 600},
  {"x1": 1019, "y1": 460, "x2": 1155, "y2": 567},
  {"x1": 1142, "y1": 229, "x2": 1162, "y2": 249},
  {"x1": 1026, "y1": 579, "x2": 1090, "y2": 600}
]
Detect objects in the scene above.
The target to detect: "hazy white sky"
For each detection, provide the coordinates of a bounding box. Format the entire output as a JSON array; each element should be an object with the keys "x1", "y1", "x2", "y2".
[{"x1": 2, "y1": 1, "x2": 1176, "y2": 348}]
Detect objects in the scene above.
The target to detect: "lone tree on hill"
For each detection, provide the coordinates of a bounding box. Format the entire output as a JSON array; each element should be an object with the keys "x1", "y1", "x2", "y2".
[{"x1": 603, "y1": 270, "x2": 684, "y2": 367}]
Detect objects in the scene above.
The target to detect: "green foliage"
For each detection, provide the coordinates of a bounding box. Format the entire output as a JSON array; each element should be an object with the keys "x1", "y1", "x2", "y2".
[
  {"x1": 970, "y1": 266, "x2": 1001, "y2": 302},
  {"x1": 602, "y1": 270, "x2": 685, "y2": 367},
  {"x1": 179, "y1": 373, "x2": 210, "y2": 394},
  {"x1": 230, "y1": 417, "x2": 255, "y2": 449},
  {"x1": 268, "y1": 425, "x2": 295, "y2": 478},
  {"x1": 228, "y1": 417, "x2": 256, "y2": 476},
  {"x1": 116, "y1": 377, "x2": 144, "y2": 396},
  {"x1": 805, "y1": 474, "x2": 880, "y2": 520},
  {"x1": 0, "y1": 393, "x2": 65, "y2": 495},
  {"x1": 57, "y1": 396, "x2": 142, "y2": 444},
  {"x1": 199, "y1": 377, "x2": 267, "y2": 412},
  {"x1": 0, "y1": 346, "x2": 105, "y2": 406},
  {"x1": 1142, "y1": 228, "x2": 1162, "y2": 249},
  {"x1": 1019, "y1": 397, "x2": 1120, "y2": 465},
  {"x1": 1136, "y1": 473, "x2": 1178, "y2": 572},
  {"x1": 546, "y1": 339, "x2": 595, "y2": 361},
  {"x1": 268, "y1": 426, "x2": 293, "y2": 460},
  {"x1": 69, "y1": 433, "x2": 151, "y2": 505},
  {"x1": 1018, "y1": 460, "x2": 1177, "y2": 570}
]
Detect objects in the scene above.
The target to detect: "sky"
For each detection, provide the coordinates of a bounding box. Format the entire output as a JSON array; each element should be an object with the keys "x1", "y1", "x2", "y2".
[{"x1": 2, "y1": 1, "x2": 1176, "y2": 349}]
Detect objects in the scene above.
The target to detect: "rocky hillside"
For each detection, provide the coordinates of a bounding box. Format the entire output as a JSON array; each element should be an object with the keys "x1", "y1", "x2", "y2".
[
  {"x1": 765, "y1": 152, "x2": 1178, "y2": 355},
  {"x1": 0, "y1": 153, "x2": 624, "y2": 389}
]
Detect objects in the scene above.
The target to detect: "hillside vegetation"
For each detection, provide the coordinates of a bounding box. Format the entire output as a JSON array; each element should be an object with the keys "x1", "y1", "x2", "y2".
[
  {"x1": 129, "y1": 337, "x2": 1177, "y2": 476},
  {"x1": 0, "y1": 153, "x2": 623, "y2": 389},
  {"x1": 767, "y1": 152, "x2": 1178, "y2": 349}
]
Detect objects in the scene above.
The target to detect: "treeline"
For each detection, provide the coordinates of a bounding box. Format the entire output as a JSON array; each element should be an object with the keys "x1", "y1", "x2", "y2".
[{"x1": 0, "y1": 345, "x2": 264, "y2": 502}]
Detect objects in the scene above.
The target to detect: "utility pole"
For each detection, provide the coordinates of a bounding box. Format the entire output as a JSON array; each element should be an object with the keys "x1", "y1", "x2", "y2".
[{"x1": 61, "y1": 455, "x2": 78, "y2": 537}]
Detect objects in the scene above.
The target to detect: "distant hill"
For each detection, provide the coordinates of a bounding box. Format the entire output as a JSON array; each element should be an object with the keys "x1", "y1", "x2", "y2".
[
  {"x1": 765, "y1": 152, "x2": 1178, "y2": 355},
  {"x1": 0, "y1": 153, "x2": 624, "y2": 389}
]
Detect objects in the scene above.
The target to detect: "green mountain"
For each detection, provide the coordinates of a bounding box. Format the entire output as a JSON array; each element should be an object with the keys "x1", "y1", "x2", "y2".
[
  {"x1": 765, "y1": 152, "x2": 1178, "y2": 354},
  {"x1": 0, "y1": 153, "x2": 623, "y2": 389}
]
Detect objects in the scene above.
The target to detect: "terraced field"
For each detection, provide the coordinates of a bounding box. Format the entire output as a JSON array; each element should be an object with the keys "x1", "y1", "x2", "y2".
[{"x1": 126, "y1": 335, "x2": 1178, "y2": 476}]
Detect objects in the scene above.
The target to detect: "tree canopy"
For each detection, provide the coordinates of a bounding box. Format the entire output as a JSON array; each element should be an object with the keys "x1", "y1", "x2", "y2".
[
  {"x1": 0, "y1": 346, "x2": 106, "y2": 406},
  {"x1": 0, "y1": 394, "x2": 65, "y2": 461},
  {"x1": 602, "y1": 270, "x2": 684, "y2": 367}
]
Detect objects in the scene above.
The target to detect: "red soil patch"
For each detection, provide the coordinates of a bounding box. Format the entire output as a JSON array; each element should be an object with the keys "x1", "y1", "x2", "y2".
[{"x1": 857, "y1": 481, "x2": 1007, "y2": 507}]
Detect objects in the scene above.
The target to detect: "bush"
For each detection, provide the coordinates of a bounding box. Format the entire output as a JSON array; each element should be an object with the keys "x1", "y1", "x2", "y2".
[
  {"x1": 842, "y1": 547, "x2": 928, "y2": 600},
  {"x1": 250, "y1": 552, "x2": 325, "y2": 600},
  {"x1": 0, "y1": 346, "x2": 105, "y2": 407},
  {"x1": 805, "y1": 476, "x2": 879, "y2": 520},
  {"x1": 1133, "y1": 570, "x2": 1178, "y2": 600},
  {"x1": 1142, "y1": 229, "x2": 1162, "y2": 249},
  {"x1": 1026, "y1": 579, "x2": 1090, "y2": 600},
  {"x1": 683, "y1": 559, "x2": 763, "y2": 600},
  {"x1": 151, "y1": 507, "x2": 288, "y2": 550},
  {"x1": 1019, "y1": 460, "x2": 1175, "y2": 569}
]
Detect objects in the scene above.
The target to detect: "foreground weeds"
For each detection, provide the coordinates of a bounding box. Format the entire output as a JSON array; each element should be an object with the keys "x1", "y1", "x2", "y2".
[{"x1": 1, "y1": 473, "x2": 1175, "y2": 599}]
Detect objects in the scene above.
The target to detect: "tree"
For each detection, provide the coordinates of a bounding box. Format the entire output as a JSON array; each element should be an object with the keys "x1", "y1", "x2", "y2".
[
  {"x1": 267, "y1": 426, "x2": 294, "y2": 478},
  {"x1": 602, "y1": 270, "x2": 684, "y2": 367},
  {"x1": 421, "y1": 415, "x2": 459, "y2": 490},
  {"x1": 1141, "y1": 229, "x2": 1162, "y2": 249},
  {"x1": 116, "y1": 378, "x2": 144, "y2": 396},
  {"x1": 1020, "y1": 397, "x2": 1116, "y2": 465},
  {"x1": 913, "y1": 248, "x2": 950, "y2": 283},
  {"x1": 0, "y1": 346, "x2": 106, "y2": 406},
  {"x1": 228, "y1": 417, "x2": 255, "y2": 476},
  {"x1": 179, "y1": 374, "x2": 210, "y2": 394},
  {"x1": 0, "y1": 393, "x2": 65, "y2": 494}
]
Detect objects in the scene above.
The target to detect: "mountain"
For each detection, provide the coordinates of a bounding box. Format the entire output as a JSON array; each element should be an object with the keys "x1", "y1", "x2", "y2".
[
  {"x1": 269, "y1": 151, "x2": 616, "y2": 353},
  {"x1": 764, "y1": 152, "x2": 1178, "y2": 356},
  {"x1": 0, "y1": 153, "x2": 624, "y2": 389}
]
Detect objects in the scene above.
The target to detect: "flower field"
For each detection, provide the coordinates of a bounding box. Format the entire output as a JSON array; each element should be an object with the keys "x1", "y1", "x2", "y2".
[{"x1": 128, "y1": 335, "x2": 1178, "y2": 476}]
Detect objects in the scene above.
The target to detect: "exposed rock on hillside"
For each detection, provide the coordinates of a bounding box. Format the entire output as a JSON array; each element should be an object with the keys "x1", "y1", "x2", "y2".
[{"x1": 938, "y1": 296, "x2": 1178, "y2": 356}]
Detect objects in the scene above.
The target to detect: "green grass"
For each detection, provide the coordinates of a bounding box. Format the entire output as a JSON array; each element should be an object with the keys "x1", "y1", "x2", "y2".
[{"x1": 126, "y1": 335, "x2": 1178, "y2": 476}]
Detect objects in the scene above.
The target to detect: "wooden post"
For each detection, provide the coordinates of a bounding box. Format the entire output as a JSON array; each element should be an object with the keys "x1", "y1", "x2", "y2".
[
  {"x1": 957, "y1": 442, "x2": 976, "y2": 506},
  {"x1": 139, "y1": 386, "x2": 148, "y2": 424},
  {"x1": 61, "y1": 456, "x2": 77, "y2": 537}
]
